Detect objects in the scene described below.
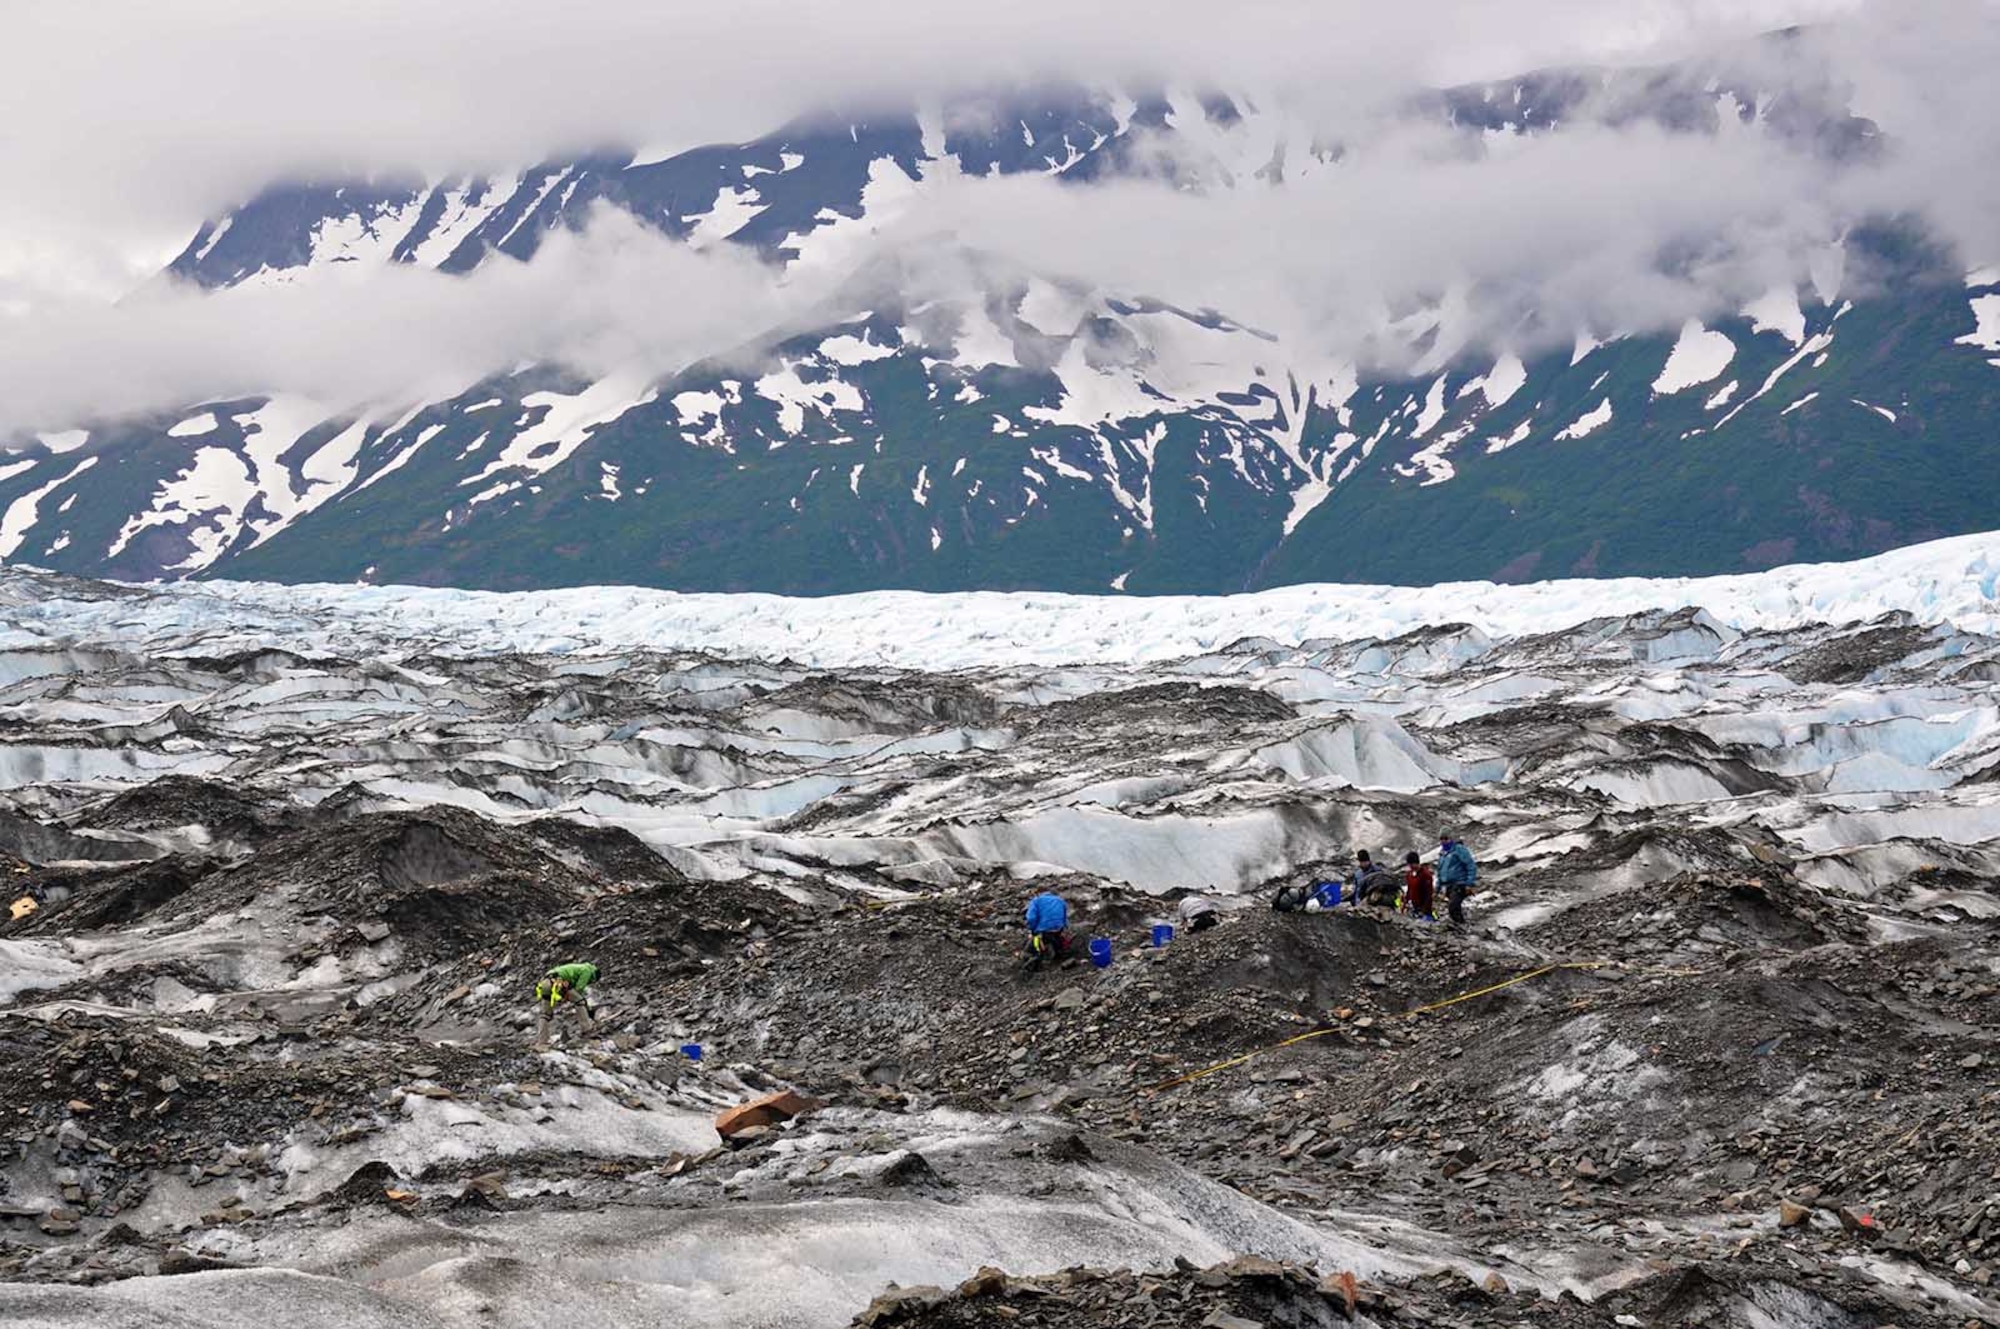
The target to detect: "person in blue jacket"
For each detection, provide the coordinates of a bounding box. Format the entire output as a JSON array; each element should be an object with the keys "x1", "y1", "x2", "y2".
[
  {"x1": 1023, "y1": 891, "x2": 1071, "y2": 969},
  {"x1": 1437, "y1": 834, "x2": 1478, "y2": 925}
]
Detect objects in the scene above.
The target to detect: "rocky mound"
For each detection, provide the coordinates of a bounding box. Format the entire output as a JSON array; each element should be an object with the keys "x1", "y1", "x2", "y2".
[
  {"x1": 3, "y1": 588, "x2": 1999, "y2": 1323},
  {"x1": 852, "y1": 1253, "x2": 1974, "y2": 1329}
]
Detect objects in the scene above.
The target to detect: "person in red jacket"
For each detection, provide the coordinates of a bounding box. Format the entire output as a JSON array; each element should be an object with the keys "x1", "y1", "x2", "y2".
[{"x1": 1401, "y1": 852, "x2": 1436, "y2": 921}]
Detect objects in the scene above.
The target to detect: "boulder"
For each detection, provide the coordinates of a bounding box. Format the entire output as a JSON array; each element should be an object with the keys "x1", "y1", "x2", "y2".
[
  {"x1": 332, "y1": 1160, "x2": 403, "y2": 1203},
  {"x1": 1201, "y1": 1313, "x2": 1263, "y2": 1329},
  {"x1": 958, "y1": 1267, "x2": 1010, "y2": 1297},
  {"x1": 715, "y1": 1089, "x2": 820, "y2": 1141},
  {"x1": 875, "y1": 1151, "x2": 944, "y2": 1188},
  {"x1": 854, "y1": 1284, "x2": 949, "y2": 1326}
]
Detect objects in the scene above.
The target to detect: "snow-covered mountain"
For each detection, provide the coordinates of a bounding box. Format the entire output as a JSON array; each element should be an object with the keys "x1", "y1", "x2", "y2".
[{"x1": 4, "y1": 64, "x2": 1997, "y2": 593}]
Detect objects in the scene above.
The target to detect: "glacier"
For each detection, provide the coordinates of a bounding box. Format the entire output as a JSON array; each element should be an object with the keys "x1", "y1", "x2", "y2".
[{"x1": 4, "y1": 530, "x2": 1995, "y2": 671}]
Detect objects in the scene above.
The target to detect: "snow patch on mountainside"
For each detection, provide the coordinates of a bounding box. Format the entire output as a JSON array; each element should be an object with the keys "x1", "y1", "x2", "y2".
[
  {"x1": 686, "y1": 185, "x2": 767, "y2": 248},
  {"x1": 1958, "y1": 295, "x2": 2000, "y2": 353},
  {"x1": 298, "y1": 419, "x2": 371, "y2": 506},
  {"x1": 786, "y1": 156, "x2": 921, "y2": 274},
  {"x1": 236, "y1": 397, "x2": 336, "y2": 547},
  {"x1": 1556, "y1": 399, "x2": 1614, "y2": 440},
  {"x1": 1461, "y1": 353, "x2": 1527, "y2": 410},
  {"x1": 1713, "y1": 331, "x2": 1837, "y2": 432},
  {"x1": 0, "y1": 459, "x2": 98, "y2": 559},
  {"x1": 1486, "y1": 420, "x2": 1532, "y2": 454},
  {"x1": 412, "y1": 176, "x2": 519, "y2": 266},
  {"x1": 951, "y1": 304, "x2": 1018, "y2": 369},
  {"x1": 1411, "y1": 376, "x2": 1450, "y2": 437},
  {"x1": 106, "y1": 447, "x2": 258, "y2": 568},
  {"x1": 466, "y1": 377, "x2": 658, "y2": 485},
  {"x1": 357, "y1": 422, "x2": 449, "y2": 492},
  {"x1": 1652, "y1": 321, "x2": 1735, "y2": 394},
  {"x1": 1745, "y1": 287, "x2": 1808, "y2": 346},
  {"x1": 756, "y1": 364, "x2": 864, "y2": 435},
  {"x1": 820, "y1": 332, "x2": 897, "y2": 365},
  {"x1": 1283, "y1": 478, "x2": 1330, "y2": 537},
  {"x1": 1021, "y1": 341, "x2": 1157, "y2": 429}
]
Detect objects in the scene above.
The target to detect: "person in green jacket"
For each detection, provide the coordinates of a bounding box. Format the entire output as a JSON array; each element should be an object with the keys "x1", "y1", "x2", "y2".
[{"x1": 534, "y1": 961, "x2": 601, "y2": 1047}]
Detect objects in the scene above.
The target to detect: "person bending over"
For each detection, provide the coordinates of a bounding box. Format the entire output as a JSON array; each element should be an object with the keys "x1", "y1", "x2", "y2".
[
  {"x1": 1023, "y1": 891, "x2": 1072, "y2": 970},
  {"x1": 534, "y1": 961, "x2": 601, "y2": 1047}
]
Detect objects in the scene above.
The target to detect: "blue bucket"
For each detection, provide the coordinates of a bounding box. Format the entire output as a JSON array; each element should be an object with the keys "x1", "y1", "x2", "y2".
[
  {"x1": 680, "y1": 1043, "x2": 703, "y2": 1062},
  {"x1": 1151, "y1": 924, "x2": 1174, "y2": 948},
  {"x1": 1088, "y1": 938, "x2": 1113, "y2": 968}
]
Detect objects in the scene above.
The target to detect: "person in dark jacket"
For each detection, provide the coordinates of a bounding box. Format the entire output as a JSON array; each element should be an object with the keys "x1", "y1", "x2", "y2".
[
  {"x1": 1023, "y1": 891, "x2": 1071, "y2": 969},
  {"x1": 1351, "y1": 851, "x2": 1400, "y2": 908},
  {"x1": 1437, "y1": 835, "x2": 1478, "y2": 925},
  {"x1": 1402, "y1": 851, "x2": 1436, "y2": 921}
]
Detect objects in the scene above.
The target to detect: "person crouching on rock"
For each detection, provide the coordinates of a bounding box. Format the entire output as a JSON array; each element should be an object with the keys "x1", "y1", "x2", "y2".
[
  {"x1": 1179, "y1": 893, "x2": 1221, "y2": 933},
  {"x1": 1402, "y1": 851, "x2": 1436, "y2": 921},
  {"x1": 534, "y1": 961, "x2": 601, "y2": 1047},
  {"x1": 1023, "y1": 891, "x2": 1072, "y2": 970},
  {"x1": 1352, "y1": 851, "x2": 1401, "y2": 908}
]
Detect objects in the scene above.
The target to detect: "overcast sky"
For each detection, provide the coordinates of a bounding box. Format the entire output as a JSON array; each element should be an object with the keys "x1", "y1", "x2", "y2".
[{"x1": 0, "y1": 0, "x2": 1991, "y2": 433}]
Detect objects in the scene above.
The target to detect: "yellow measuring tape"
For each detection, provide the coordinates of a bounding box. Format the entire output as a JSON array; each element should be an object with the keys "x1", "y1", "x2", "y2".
[{"x1": 1145, "y1": 960, "x2": 1700, "y2": 1093}]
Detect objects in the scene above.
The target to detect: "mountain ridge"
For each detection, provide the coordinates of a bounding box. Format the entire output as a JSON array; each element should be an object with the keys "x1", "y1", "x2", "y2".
[{"x1": 3, "y1": 63, "x2": 1995, "y2": 594}]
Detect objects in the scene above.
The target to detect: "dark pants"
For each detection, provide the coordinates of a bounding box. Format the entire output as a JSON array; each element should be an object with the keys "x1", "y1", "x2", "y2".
[
  {"x1": 1188, "y1": 913, "x2": 1219, "y2": 933},
  {"x1": 1445, "y1": 883, "x2": 1469, "y2": 925},
  {"x1": 1027, "y1": 929, "x2": 1070, "y2": 969}
]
